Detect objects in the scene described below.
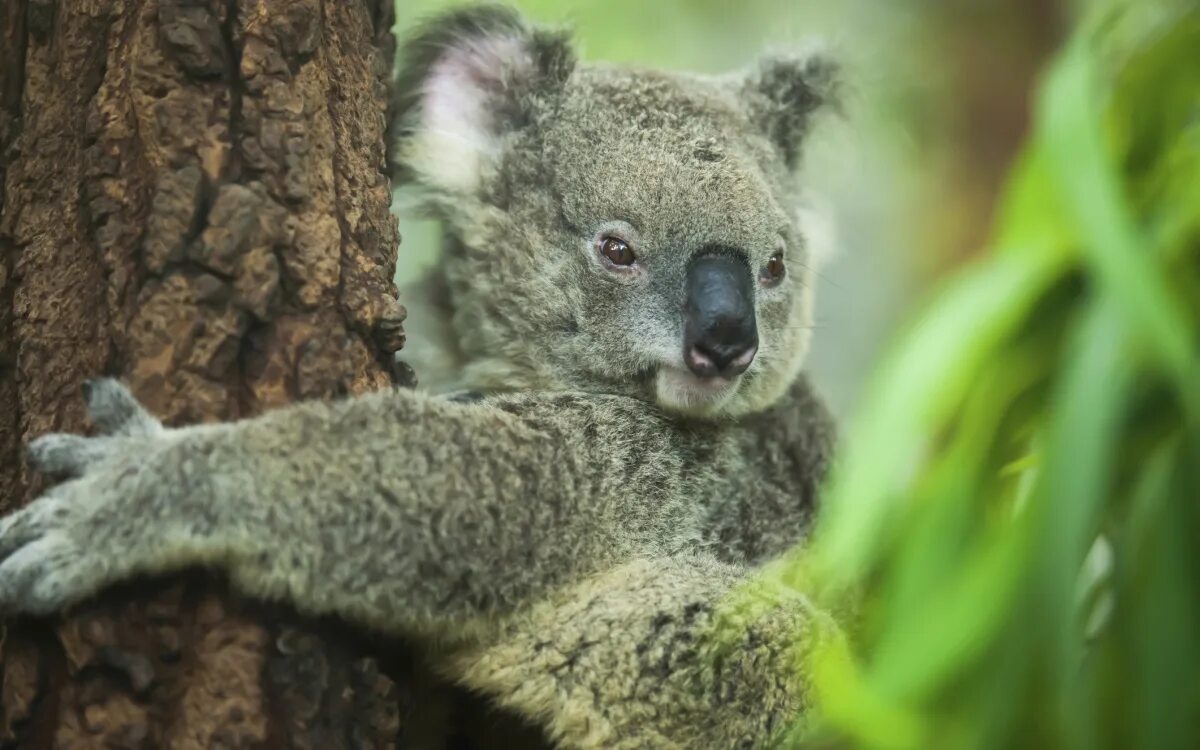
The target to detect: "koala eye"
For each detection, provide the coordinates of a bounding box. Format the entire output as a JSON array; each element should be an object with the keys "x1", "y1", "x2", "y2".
[
  {"x1": 761, "y1": 251, "x2": 786, "y2": 287},
  {"x1": 599, "y1": 236, "x2": 636, "y2": 267}
]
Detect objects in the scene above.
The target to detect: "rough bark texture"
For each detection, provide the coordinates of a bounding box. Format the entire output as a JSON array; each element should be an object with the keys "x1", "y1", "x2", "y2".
[{"x1": 0, "y1": 1, "x2": 479, "y2": 746}]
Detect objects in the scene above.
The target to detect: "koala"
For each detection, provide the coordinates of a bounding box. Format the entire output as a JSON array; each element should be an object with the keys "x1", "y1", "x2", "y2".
[{"x1": 0, "y1": 5, "x2": 840, "y2": 749}]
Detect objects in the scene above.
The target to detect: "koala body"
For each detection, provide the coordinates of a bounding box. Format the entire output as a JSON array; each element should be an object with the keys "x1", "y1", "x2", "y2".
[{"x1": 0, "y1": 6, "x2": 839, "y2": 748}]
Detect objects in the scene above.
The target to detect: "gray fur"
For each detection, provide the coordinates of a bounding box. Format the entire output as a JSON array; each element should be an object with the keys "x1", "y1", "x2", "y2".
[
  {"x1": 1, "y1": 5, "x2": 840, "y2": 748},
  {"x1": 80, "y1": 376, "x2": 165, "y2": 437}
]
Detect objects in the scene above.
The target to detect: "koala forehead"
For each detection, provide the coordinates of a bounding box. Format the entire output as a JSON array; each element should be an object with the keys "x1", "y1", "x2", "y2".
[{"x1": 533, "y1": 66, "x2": 796, "y2": 254}]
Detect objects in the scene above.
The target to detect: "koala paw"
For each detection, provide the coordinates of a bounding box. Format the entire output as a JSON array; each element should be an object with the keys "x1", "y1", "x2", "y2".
[
  {"x1": 26, "y1": 378, "x2": 162, "y2": 478},
  {"x1": 0, "y1": 379, "x2": 172, "y2": 615},
  {"x1": 0, "y1": 528, "x2": 101, "y2": 616},
  {"x1": 79, "y1": 377, "x2": 164, "y2": 437},
  {"x1": 0, "y1": 472, "x2": 127, "y2": 614}
]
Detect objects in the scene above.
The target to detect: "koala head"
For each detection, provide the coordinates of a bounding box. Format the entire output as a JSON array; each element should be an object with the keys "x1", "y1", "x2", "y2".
[{"x1": 393, "y1": 4, "x2": 838, "y2": 419}]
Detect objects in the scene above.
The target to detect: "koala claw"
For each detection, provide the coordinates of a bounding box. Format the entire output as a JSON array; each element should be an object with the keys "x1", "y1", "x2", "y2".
[
  {"x1": 27, "y1": 434, "x2": 122, "y2": 477},
  {"x1": 0, "y1": 496, "x2": 68, "y2": 560},
  {"x1": 0, "y1": 532, "x2": 92, "y2": 616},
  {"x1": 0, "y1": 471, "x2": 125, "y2": 615},
  {"x1": 0, "y1": 379, "x2": 166, "y2": 615},
  {"x1": 25, "y1": 380, "x2": 159, "y2": 478},
  {"x1": 82, "y1": 378, "x2": 162, "y2": 437}
]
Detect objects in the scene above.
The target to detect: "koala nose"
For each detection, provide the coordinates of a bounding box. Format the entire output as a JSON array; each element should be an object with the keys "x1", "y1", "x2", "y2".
[{"x1": 683, "y1": 254, "x2": 758, "y2": 378}]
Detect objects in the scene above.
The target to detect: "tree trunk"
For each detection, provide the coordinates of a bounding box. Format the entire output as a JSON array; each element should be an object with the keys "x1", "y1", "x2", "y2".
[{"x1": 0, "y1": 1, "x2": 473, "y2": 746}]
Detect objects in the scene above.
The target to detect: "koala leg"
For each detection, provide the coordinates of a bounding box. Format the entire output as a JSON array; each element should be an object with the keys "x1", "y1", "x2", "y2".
[{"x1": 441, "y1": 554, "x2": 819, "y2": 750}]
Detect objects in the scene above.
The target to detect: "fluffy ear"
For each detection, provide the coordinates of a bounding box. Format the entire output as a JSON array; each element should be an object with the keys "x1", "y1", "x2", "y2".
[
  {"x1": 740, "y1": 51, "x2": 840, "y2": 169},
  {"x1": 390, "y1": 4, "x2": 575, "y2": 195}
]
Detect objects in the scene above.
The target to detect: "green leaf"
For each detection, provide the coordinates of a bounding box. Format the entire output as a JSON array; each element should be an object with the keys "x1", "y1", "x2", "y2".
[
  {"x1": 810, "y1": 246, "x2": 1067, "y2": 590},
  {"x1": 1039, "y1": 37, "x2": 1200, "y2": 417}
]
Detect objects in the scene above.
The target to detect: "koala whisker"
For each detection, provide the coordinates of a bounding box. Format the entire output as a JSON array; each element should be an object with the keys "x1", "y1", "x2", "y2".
[
  {"x1": 795, "y1": 261, "x2": 842, "y2": 291},
  {"x1": 776, "y1": 324, "x2": 823, "y2": 332}
]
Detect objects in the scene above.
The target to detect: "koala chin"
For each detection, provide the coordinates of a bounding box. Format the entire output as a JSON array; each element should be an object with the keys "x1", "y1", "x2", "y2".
[{"x1": 3, "y1": 4, "x2": 842, "y2": 749}]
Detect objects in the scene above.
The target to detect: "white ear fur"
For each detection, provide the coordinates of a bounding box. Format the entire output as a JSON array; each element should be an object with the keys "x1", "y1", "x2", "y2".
[
  {"x1": 405, "y1": 36, "x2": 534, "y2": 194},
  {"x1": 393, "y1": 7, "x2": 574, "y2": 196}
]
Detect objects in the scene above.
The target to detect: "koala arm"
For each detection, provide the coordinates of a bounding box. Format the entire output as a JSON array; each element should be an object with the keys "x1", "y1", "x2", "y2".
[
  {"x1": 444, "y1": 553, "x2": 824, "y2": 750},
  {"x1": 0, "y1": 380, "x2": 695, "y2": 637}
]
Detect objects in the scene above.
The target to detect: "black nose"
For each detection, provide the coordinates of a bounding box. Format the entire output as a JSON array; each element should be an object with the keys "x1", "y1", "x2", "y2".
[{"x1": 683, "y1": 254, "x2": 758, "y2": 378}]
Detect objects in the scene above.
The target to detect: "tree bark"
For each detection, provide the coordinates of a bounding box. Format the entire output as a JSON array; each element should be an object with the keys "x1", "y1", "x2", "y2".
[{"x1": 0, "y1": 1, "x2": 473, "y2": 746}]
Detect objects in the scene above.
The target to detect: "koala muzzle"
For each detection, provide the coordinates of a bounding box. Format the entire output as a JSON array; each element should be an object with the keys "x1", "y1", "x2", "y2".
[{"x1": 683, "y1": 254, "x2": 758, "y2": 378}]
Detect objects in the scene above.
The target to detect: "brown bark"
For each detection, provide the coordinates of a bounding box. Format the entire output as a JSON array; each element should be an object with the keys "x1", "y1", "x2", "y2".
[{"x1": 0, "y1": 1, "x2": 475, "y2": 746}]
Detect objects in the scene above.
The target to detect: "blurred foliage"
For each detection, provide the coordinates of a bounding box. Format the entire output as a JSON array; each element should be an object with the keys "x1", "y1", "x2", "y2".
[{"x1": 733, "y1": 2, "x2": 1200, "y2": 748}]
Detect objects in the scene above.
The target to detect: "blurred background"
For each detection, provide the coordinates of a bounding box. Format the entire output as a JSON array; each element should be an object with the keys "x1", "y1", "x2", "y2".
[{"x1": 391, "y1": 0, "x2": 1070, "y2": 421}]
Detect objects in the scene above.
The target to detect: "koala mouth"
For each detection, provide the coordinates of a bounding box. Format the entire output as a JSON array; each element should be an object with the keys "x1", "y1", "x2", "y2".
[
  {"x1": 651, "y1": 253, "x2": 757, "y2": 415},
  {"x1": 653, "y1": 365, "x2": 741, "y2": 414}
]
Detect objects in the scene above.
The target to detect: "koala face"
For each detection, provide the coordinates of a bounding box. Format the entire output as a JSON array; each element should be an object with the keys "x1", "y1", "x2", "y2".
[{"x1": 394, "y1": 6, "x2": 837, "y2": 418}]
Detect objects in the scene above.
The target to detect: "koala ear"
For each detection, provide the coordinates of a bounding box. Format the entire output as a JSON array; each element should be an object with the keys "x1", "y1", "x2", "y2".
[
  {"x1": 740, "y1": 51, "x2": 840, "y2": 169},
  {"x1": 390, "y1": 5, "x2": 575, "y2": 195}
]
